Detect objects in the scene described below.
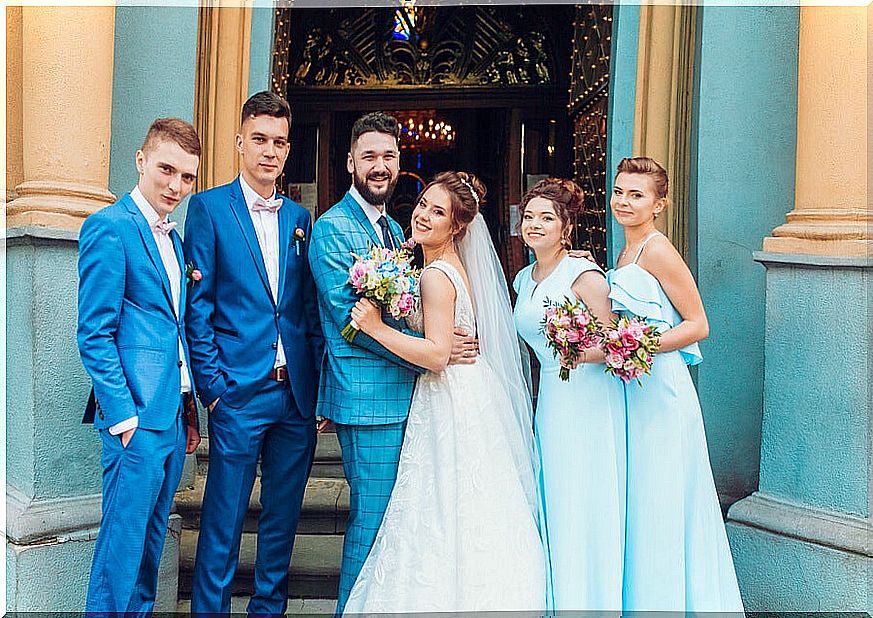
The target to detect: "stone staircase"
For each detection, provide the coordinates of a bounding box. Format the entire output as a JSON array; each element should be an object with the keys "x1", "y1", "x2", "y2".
[{"x1": 174, "y1": 431, "x2": 347, "y2": 605}]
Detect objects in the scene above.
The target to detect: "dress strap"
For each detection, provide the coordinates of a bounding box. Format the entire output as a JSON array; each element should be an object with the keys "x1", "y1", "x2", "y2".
[{"x1": 632, "y1": 231, "x2": 661, "y2": 264}]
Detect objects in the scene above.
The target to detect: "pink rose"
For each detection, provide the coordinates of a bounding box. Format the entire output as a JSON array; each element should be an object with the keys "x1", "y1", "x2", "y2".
[
  {"x1": 621, "y1": 332, "x2": 640, "y2": 351},
  {"x1": 191, "y1": 269, "x2": 202, "y2": 282},
  {"x1": 605, "y1": 353, "x2": 623, "y2": 368}
]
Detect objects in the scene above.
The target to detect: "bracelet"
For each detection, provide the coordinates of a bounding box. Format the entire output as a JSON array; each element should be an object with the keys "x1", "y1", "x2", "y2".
[{"x1": 579, "y1": 348, "x2": 588, "y2": 364}]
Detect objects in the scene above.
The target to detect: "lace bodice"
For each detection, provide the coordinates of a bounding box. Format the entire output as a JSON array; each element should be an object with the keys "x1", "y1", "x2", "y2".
[{"x1": 407, "y1": 259, "x2": 476, "y2": 335}]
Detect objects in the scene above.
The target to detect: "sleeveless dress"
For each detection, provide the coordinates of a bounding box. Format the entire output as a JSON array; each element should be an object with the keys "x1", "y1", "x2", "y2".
[
  {"x1": 607, "y1": 234, "x2": 743, "y2": 612},
  {"x1": 513, "y1": 256, "x2": 626, "y2": 611},
  {"x1": 343, "y1": 260, "x2": 546, "y2": 614}
]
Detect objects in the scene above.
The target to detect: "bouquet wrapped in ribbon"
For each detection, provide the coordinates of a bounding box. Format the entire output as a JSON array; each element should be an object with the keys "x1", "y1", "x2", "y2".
[
  {"x1": 342, "y1": 242, "x2": 420, "y2": 343},
  {"x1": 601, "y1": 315, "x2": 661, "y2": 385},
  {"x1": 540, "y1": 296, "x2": 604, "y2": 381}
]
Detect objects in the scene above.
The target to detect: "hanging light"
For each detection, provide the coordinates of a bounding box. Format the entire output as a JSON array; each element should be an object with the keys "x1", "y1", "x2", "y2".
[{"x1": 395, "y1": 110, "x2": 457, "y2": 151}]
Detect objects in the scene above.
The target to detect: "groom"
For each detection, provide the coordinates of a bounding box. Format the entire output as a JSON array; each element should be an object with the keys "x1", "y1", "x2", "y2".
[
  {"x1": 309, "y1": 112, "x2": 476, "y2": 614},
  {"x1": 184, "y1": 91, "x2": 323, "y2": 614}
]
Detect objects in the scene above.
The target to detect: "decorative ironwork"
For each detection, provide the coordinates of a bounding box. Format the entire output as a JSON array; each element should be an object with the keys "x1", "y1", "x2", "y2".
[
  {"x1": 569, "y1": 4, "x2": 613, "y2": 267},
  {"x1": 276, "y1": 7, "x2": 562, "y2": 90}
]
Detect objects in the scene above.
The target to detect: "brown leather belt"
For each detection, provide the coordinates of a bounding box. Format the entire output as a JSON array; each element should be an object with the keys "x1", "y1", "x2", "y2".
[{"x1": 268, "y1": 365, "x2": 288, "y2": 382}]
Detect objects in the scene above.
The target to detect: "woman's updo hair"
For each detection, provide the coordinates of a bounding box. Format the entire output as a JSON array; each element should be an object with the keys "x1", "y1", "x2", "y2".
[
  {"x1": 615, "y1": 157, "x2": 669, "y2": 200},
  {"x1": 418, "y1": 171, "x2": 486, "y2": 241},
  {"x1": 517, "y1": 178, "x2": 585, "y2": 245}
]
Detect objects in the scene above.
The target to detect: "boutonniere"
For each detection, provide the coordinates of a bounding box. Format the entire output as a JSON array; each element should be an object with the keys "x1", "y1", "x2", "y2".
[
  {"x1": 294, "y1": 227, "x2": 306, "y2": 256},
  {"x1": 186, "y1": 262, "x2": 202, "y2": 285}
]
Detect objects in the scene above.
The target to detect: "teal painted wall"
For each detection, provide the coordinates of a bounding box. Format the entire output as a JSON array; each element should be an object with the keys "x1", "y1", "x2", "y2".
[
  {"x1": 690, "y1": 6, "x2": 800, "y2": 503},
  {"x1": 605, "y1": 3, "x2": 639, "y2": 268},
  {"x1": 109, "y1": 5, "x2": 198, "y2": 231},
  {"x1": 249, "y1": 7, "x2": 275, "y2": 96},
  {"x1": 728, "y1": 520, "x2": 870, "y2": 611},
  {"x1": 6, "y1": 243, "x2": 36, "y2": 495},
  {"x1": 6, "y1": 237, "x2": 99, "y2": 500},
  {"x1": 758, "y1": 261, "x2": 869, "y2": 517}
]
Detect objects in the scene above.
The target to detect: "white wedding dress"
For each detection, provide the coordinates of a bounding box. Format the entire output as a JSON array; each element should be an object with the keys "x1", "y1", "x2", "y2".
[{"x1": 343, "y1": 256, "x2": 546, "y2": 615}]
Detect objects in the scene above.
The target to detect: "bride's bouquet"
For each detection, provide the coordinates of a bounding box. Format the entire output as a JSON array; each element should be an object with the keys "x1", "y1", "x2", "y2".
[
  {"x1": 540, "y1": 296, "x2": 604, "y2": 381},
  {"x1": 601, "y1": 315, "x2": 660, "y2": 385},
  {"x1": 342, "y1": 242, "x2": 420, "y2": 343}
]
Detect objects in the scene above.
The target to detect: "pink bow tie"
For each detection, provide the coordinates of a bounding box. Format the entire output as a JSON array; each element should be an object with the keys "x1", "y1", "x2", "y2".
[
  {"x1": 153, "y1": 219, "x2": 178, "y2": 235},
  {"x1": 252, "y1": 196, "x2": 283, "y2": 214}
]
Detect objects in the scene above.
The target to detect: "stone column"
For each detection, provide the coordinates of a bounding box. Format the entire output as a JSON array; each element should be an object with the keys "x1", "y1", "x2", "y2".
[
  {"x1": 6, "y1": 6, "x2": 116, "y2": 231},
  {"x1": 725, "y1": 6, "x2": 871, "y2": 611}
]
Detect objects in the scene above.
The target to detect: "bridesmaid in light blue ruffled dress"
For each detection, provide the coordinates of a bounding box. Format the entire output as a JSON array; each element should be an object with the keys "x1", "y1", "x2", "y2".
[
  {"x1": 513, "y1": 178, "x2": 626, "y2": 611},
  {"x1": 608, "y1": 157, "x2": 743, "y2": 613}
]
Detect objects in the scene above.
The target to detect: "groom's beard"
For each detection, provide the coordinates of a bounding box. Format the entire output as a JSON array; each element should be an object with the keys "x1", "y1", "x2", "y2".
[{"x1": 352, "y1": 166, "x2": 398, "y2": 207}]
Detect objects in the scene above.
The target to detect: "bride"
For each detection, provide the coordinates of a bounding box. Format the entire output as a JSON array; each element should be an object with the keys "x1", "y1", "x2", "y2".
[{"x1": 344, "y1": 171, "x2": 545, "y2": 614}]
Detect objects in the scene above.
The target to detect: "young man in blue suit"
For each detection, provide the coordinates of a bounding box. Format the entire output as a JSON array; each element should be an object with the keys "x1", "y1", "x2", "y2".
[
  {"x1": 77, "y1": 118, "x2": 203, "y2": 613},
  {"x1": 184, "y1": 91, "x2": 323, "y2": 615},
  {"x1": 309, "y1": 112, "x2": 477, "y2": 614}
]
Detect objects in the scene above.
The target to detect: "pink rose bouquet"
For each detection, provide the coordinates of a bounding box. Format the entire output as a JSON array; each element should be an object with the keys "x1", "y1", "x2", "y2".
[
  {"x1": 540, "y1": 296, "x2": 604, "y2": 382},
  {"x1": 600, "y1": 315, "x2": 660, "y2": 385},
  {"x1": 341, "y1": 243, "x2": 420, "y2": 342}
]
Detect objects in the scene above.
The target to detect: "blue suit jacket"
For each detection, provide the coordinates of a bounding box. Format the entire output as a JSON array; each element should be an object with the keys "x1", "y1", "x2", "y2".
[
  {"x1": 183, "y1": 178, "x2": 323, "y2": 417},
  {"x1": 77, "y1": 194, "x2": 194, "y2": 431},
  {"x1": 308, "y1": 191, "x2": 424, "y2": 425}
]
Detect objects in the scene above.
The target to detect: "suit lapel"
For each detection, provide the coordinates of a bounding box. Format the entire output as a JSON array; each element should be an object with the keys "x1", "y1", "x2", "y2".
[
  {"x1": 344, "y1": 192, "x2": 385, "y2": 248},
  {"x1": 277, "y1": 196, "x2": 291, "y2": 305},
  {"x1": 171, "y1": 229, "x2": 186, "y2": 316},
  {"x1": 227, "y1": 178, "x2": 274, "y2": 305},
  {"x1": 123, "y1": 195, "x2": 174, "y2": 311}
]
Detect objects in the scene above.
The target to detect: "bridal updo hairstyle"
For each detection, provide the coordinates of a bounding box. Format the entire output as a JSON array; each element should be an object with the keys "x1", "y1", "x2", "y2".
[
  {"x1": 418, "y1": 171, "x2": 487, "y2": 242},
  {"x1": 518, "y1": 177, "x2": 585, "y2": 247}
]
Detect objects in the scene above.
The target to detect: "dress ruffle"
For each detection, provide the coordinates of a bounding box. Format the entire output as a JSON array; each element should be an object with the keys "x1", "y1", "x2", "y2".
[{"x1": 607, "y1": 266, "x2": 702, "y2": 366}]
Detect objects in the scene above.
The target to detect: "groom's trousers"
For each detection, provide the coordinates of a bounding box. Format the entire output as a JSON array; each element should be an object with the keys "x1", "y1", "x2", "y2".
[
  {"x1": 85, "y1": 404, "x2": 186, "y2": 613},
  {"x1": 191, "y1": 381, "x2": 316, "y2": 615},
  {"x1": 334, "y1": 421, "x2": 406, "y2": 616}
]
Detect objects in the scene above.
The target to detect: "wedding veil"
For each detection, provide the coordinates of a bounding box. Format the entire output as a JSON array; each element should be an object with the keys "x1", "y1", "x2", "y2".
[{"x1": 457, "y1": 213, "x2": 540, "y2": 517}]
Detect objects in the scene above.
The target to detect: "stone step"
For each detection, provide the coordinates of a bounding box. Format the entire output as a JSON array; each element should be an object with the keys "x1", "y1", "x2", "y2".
[
  {"x1": 195, "y1": 431, "x2": 345, "y2": 479},
  {"x1": 178, "y1": 528, "x2": 341, "y2": 600},
  {"x1": 177, "y1": 597, "x2": 336, "y2": 614},
  {"x1": 175, "y1": 474, "x2": 349, "y2": 535}
]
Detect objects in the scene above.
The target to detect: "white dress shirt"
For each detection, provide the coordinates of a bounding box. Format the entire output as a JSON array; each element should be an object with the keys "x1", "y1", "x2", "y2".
[
  {"x1": 349, "y1": 184, "x2": 389, "y2": 242},
  {"x1": 110, "y1": 186, "x2": 191, "y2": 435},
  {"x1": 239, "y1": 175, "x2": 287, "y2": 369}
]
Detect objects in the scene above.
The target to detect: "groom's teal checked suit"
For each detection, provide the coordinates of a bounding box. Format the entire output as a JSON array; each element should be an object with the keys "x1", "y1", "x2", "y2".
[{"x1": 309, "y1": 190, "x2": 424, "y2": 613}]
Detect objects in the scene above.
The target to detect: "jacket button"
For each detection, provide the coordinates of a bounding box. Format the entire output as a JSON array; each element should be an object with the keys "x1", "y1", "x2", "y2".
[
  {"x1": 275, "y1": 312, "x2": 280, "y2": 319},
  {"x1": 271, "y1": 342, "x2": 278, "y2": 350},
  {"x1": 98, "y1": 411, "x2": 105, "y2": 420},
  {"x1": 178, "y1": 360, "x2": 183, "y2": 367}
]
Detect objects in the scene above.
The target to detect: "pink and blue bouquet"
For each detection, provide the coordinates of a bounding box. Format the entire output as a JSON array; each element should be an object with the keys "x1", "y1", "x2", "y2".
[{"x1": 341, "y1": 242, "x2": 420, "y2": 343}]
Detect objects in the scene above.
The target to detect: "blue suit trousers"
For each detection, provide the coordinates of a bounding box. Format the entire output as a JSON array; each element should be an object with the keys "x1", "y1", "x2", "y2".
[
  {"x1": 333, "y1": 421, "x2": 406, "y2": 616},
  {"x1": 191, "y1": 382, "x2": 316, "y2": 615},
  {"x1": 85, "y1": 405, "x2": 186, "y2": 613}
]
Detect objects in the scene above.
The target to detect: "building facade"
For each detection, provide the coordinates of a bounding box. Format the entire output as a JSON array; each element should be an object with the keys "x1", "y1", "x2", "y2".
[{"x1": 5, "y1": 3, "x2": 870, "y2": 612}]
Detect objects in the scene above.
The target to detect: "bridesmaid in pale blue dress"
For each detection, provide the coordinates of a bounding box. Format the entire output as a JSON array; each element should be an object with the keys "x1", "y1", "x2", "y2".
[
  {"x1": 513, "y1": 178, "x2": 626, "y2": 611},
  {"x1": 608, "y1": 157, "x2": 743, "y2": 612}
]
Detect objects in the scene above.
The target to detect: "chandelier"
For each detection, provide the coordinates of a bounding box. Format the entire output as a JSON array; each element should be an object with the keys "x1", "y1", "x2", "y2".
[{"x1": 395, "y1": 110, "x2": 456, "y2": 151}]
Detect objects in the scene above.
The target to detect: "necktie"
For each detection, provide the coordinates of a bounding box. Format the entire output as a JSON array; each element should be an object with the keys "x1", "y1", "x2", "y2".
[
  {"x1": 252, "y1": 196, "x2": 283, "y2": 214},
  {"x1": 153, "y1": 219, "x2": 177, "y2": 235},
  {"x1": 376, "y1": 215, "x2": 395, "y2": 250}
]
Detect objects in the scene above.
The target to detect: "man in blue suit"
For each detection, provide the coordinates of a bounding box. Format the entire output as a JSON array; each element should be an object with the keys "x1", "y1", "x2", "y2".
[
  {"x1": 184, "y1": 91, "x2": 323, "y2": 615},
  {"x1": 309, "y1": 112, "x2": 476, "y2": 614},
  {"x1": 77, "y1": 117, "x2": 203, "y2": 613}
]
